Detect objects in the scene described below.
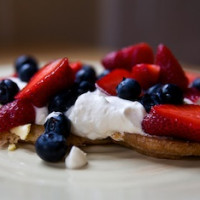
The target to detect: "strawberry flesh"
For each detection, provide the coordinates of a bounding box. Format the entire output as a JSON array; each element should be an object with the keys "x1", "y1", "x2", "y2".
[
  {"x1": 96, "y1": 69, "x2": 133, "y2": 95},
  {"x1": 102, "y1": 43, "x2": 154, "y2": 71},
  {"x1": 69, "y1": 61, "x2": 82, "y2": 75},
  {"x1": 142, "y1": 104, "x2": 200, "y2": 142},
  {"x1": 132, "y1": 64, "x2": 160, "y2": 90},
  {"x1": 0, "y1": 99, "x2": 35, "y2": 132},
  {"x1": 15, "y1": 58, "x2": 74, "y2": 107},
  {"x1": 155, "y1": 44, "x2": 188, "y2": 90},
  {"x1": 184, "y1": 87, "x2": 200, "y2": 103}
]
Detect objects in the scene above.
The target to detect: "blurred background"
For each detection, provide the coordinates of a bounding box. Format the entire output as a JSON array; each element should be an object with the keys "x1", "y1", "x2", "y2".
[{"x1": 0, "y1": 0, "x2": 200, "y2": 66}]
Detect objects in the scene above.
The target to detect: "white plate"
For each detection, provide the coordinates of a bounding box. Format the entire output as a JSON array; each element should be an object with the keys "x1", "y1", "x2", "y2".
[{"x1": 0, "y1": 64, "x2": 200, "y2": 200}]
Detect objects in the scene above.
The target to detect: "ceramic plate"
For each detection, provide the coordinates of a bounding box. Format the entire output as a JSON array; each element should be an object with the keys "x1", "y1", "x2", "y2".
[{"x1": 0, "y1": 64, "x2": 200, "y2": 200}]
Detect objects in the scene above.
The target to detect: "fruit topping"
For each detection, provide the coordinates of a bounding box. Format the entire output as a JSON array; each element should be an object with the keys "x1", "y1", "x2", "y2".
[
  {"x1": 116, "y1": 78, "x2": 141, "y2": 101},
  {"x1": 191, "y1": 78, "x2": 200, "y2": 90},
  {"x1": 142, "y1": 104, "x2": 200, "y2": 142},
  {"x1": 131, "y1": 64, "x2": 160, "y2": 89},
  {"x1": 96, "y1": 69, "x2": 133, "y2": 95},
  {"x1": 18, "y1": 63, "x2": 38, "y2": 82},
  {"x1": 15, "y1": 55, "x2": 38, "y2": 72},
  {"x1": 155, "y1": 44, "x2": 188, "y2": 90},
  {"x1": 0, "y1": 79, "x2": 19, "y2": 104},
  {"x1": 77, "y1": 81, "x2": 95, "y2": 95},
  {"x1": 44, "y1": 112, "x2": 71, "y2": 138},
  {"x1": 75, "y1": 65, "x2": 96, "y2": 83},
  {"x1": 15, "y1": 58, "x2": 74, "y2": 107},
  {"x1": 97, "y1": 69, "x2": 110, "y2": 79},
  {"x1": 184, "y1": 87, "x2": 200, "y2": 103},
  {"x1": 69, "y1": 61, "x2": 82, "y2": 75},
  {"x1": 35, "y1": 132, "x2": 67, "y2": 162},
  {"x1": 0, "y1": 99, "x2": 35, "y2": 132},
  {"x1": 102, "y1": 43, "x2": 154, "y2": 71}
]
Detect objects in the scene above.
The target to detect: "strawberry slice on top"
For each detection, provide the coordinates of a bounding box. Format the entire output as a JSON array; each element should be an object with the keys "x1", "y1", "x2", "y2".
[
  {"x1": 131, "y1": 64, "x2": 160, "y2": 90},
  {"x1": 0, "y1": 99, "x2": 35, "y2": 132},
  {"x1": 142, "y1": 104, "x2": 200, "y2": 142},
  {"x1": 96, "y1": 69, "x2": 133, "y2": 95},
  {"x1": 155, "y1": 44, "x2": 188, "y2": 90},
  {"x1": 15, "y1": 58, "x2": 74, "y2": 107},
  {"x1": 102, "y1": 43, "x2": 154, "y2": 71}
]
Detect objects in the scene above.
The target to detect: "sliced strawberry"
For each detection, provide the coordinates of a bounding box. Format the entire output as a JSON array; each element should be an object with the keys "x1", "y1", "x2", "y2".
[
  {"x1": 185, "y1": 71, "x2": 200, "y2": 84},
  {"x1": 155, "y1": 44, "x2": 188, "y2": 90},
  {"x1": 0, "y1": 99, "x2": 35, "y2": 132},
  {"x1": 102, "y1": 43, "x2": 154, "y2": 71},
  {"x1": 142, "y1": 104, "x2": 200, "y2": 142},
  {"x1": 69, "y1": 61, "x2": 82, "y2": 75},
  {"x1": 15, "y1": 58, "x2": 74, "y2": 107},
  {"x1": 96, "y1": 69, "x2": 133, "y2": 95},
  {"x1": 184, "y1": 87, "x2": 200, "y2": 103},
  {"x1": 131, "y1": 64, "x2": 160, "y2": 90}
]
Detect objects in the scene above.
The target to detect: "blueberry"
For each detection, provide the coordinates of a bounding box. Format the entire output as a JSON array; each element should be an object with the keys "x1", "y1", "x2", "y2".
[
  {"x1": 192, "y1": 78, "x2": 200, "y2": 90},
  {"x1": 35, "y1": 132, "x2": 68, "y2": 162},
  {"x1": 116, "y1": 78, "x2": 141, "y2": 101},
  {"x1": 15, "y1": 55, "x2": 38, "y2": 72},
  {"x1": 48, "y1": 87, "x2": 78, "y2": 113},
  {"x1": 44, "y1": 113, "x2": 71, "y2": 138},
  {"x1": 18, "y1": 63, "x2": 38, "y2": 82},
  {"x1": 139, "y1": 93, "x2": 161, "y2": 112},
  {"x1": 159, "y1": 84, "x2": 183, "y2": 104},
  {"x1": 98, "y1": 69, "x2": 110, "y2": 79},
  {"x1": 0, "y1": 79, "x2": 19, "y2": 104},
  {"x1": 77, "y1": 81, "x2": 95, "y2": 95},
  {"x1": 146, "y1": 84, "x2": 162, "y2": 95},
  {"x1": 75, "y1": 66, "x2": 96, "y2": 83}
]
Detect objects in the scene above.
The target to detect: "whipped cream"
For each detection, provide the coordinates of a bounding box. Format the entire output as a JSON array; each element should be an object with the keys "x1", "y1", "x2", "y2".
[
  {"x1": 34, "y1": 106, "x2": 48, "y2": 125},
  {"x1": 67, "y1": 90, "x2": 146, "y2": 140},
  {"x1": 65, "y1": 146, "x2": 87, "y2": 169},
  {"x1": 45, "y1": 111, "x2": 62, "y2": 122},
  {"x1": 9, "y1": 77, "x2": 27, "y2": 90}
]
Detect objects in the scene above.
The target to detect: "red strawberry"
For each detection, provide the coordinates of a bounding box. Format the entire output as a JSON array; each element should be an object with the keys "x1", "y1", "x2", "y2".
[
  {"x1": 184, "y1": 87, "x2": 200, "y2": 103},
  {"x1": 96, "y1": 69, "x2": 133, "y2": 95},
  {"x1": 142, "y1": 104, "x2": 200, "y2": 142},
  {"x1": 155, "y1": 44, "x2": 188, "y2": 90},
  {"x1": 15, "y1": 58, "x2": 74, "y2": 107},
  {"x1": 69, "y1": 61, "x2": 82, "y2": 75},
  {"x1": 0, "y1": 99, "x2": 35, "y2": 132},
  {"x1": 102, "y1": 43, "x2": 154, "y2": 71},
  {"x1": 131, "y1": 64, "x2": 160, "y2": 89}
]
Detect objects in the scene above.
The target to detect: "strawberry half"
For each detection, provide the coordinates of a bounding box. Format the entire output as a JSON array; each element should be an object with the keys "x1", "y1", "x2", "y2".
[
  {"x1": 69, "y1": 61, "x2": 82, "y2": 75},
  {"x1": 184, "y1": 87, "x2": 200, "y2": 103},
  {"x1": 142, "y1": 104, "x2": 200, "y2": 142},
  {"x1": 132, "y1": 64, "x2": 160, "y2": 90},
  {"x1": 0, "y1": 99, "x2": 35, "y2": 132},
  {"x1": 15, "y1": 58, "x2": 74, "y2": 107},
  {"x1": 102, "y1": 43, "x2": 154, "y2": 71},
  {"x1": 96, "y1": 69, "x2": 133, "y2": 95},
  {"x1": 155, "y1": 44, "x2": 188, "y2": 90}
]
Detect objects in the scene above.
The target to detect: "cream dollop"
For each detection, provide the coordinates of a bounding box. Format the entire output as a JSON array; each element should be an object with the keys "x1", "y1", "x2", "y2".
[
  {"x1": 34, "y1": 106, "x2": 48, "y2": 125},
  {"x1": 65, "y1": 146, "x2": 87, "y2": 169},
  {"x1": 67, "y1": 90, "x2": 147, "y2": 140}
]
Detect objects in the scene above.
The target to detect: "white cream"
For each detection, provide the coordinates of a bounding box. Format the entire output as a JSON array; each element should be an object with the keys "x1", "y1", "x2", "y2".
[
  {"x1": 9, "y1": 77, "x2": 27, "y2": 90},
  {"x1": 65, "y1": 146, "x2": 87, "y2": 169},
  {"x1": 67, "y1": 90, "x2": 147, "y2": 140},
  {"x1": 45, "y1": 111, "x2": 62, "y2": 122},
  {"x1": 34, "y1": 106, "x2": 48, "y2": 125}
]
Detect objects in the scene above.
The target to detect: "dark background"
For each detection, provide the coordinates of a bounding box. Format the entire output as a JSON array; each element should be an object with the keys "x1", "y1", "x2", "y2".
[{"x1": 0, "y1": 0, "x2": 200, "y2": 65}]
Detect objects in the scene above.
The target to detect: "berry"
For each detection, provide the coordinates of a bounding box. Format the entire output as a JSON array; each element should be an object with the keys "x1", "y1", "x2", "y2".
[
  {"x1": 116, "y1": 78, "x2": 141, "y2": 101},
  {"x1": 142, "y1": 104, "x2": 200, "y2": 142},
  {"x1": 185, "y1": 71, "x2": 200, "y2": 84},
  {"x1": 35, "y1": 132, "x2": 67, "y2": 162},
  {"x1": 96, "y1": 69, "x2": 133, "y2": 95},
  {"x1": 139, "y1": 93, "x2": 161, "y2": 112},
  {"x1": 18, "y1": 63, "x2": 38, "y2": 82},
  {"x1": 15, "y1": 58, "x2": 74, "y2": 107},
  {"x1": 44, "y1": 112, "x2": 71, "y2": 138},
  {"x1": 75, "y1": 66, "x2": 96, "y2": 83},
  {"x1": 159, "y1": 84, "x2": 183, "y2": 104},
  {"x1": 77, "y1": 81, "x2": 95, "y2": 95},
  {"x1": 146, "y1": 84, "x2": 162, "y2": 95},
  {"x1": 69, "y1": 61, "x2": 82, "y2": 75},
  {"x1": 15, "y1": 55, "x2": 38, "y2": 72},
  {"x1": 192, "y1": 78, "x2": 200, "y2": 90},
  {"x1": 131, "y1": 64, "x2": 160, "y2": 89},
  {"x1": 0, "y1": 79, "x2": 19, "y2": 104},
  {"x1": 155, "y1": 44, "x2": 188, "y2": 90},
  {"x1": 48, "y1": 87, "x2": 78, "y2": 113},
  {"x1": 102, "y1": 43, "x2": 154, "y2": 71},
  {"x1": 184, "y1": 87, "x2": 200, "y2": 103},
  {"x1": 0, "y1": 99, "x2": 35, "y2": 132},
  {"x1": 98, "y1": 69, "x2": 110, "y2": 79}
]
